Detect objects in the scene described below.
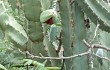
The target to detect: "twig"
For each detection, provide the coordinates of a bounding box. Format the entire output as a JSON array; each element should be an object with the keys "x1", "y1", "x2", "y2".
[
  {"x1": 94, "y1": 53, "x2": 110, "y2": 62},
  {"x1": 26, "y1": 51, "x2": 89, "y2": 60},
  {"x1": 92, "y1": 44, "x2": 110, "y2": 51},
  {"x1": 83, "y1": 39, "x2": 110, "y2": 51},
  {"x1": 83, "y1": 39, "x2": 110, "y2": 64},
  {"x1": 90, "y1": 24, "x2": 100, "y2": 43},
  {"x1": 39, "y1": 53, "x2": 44, "y2": 57},
  {"x1": 83, "y1": 39, "x2": 90, "y2": 48}
]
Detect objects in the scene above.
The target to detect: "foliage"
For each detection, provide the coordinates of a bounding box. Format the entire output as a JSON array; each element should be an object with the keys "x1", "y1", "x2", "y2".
[{"x1": 0, "y1": 0, "x2": 110, "y2": 70}]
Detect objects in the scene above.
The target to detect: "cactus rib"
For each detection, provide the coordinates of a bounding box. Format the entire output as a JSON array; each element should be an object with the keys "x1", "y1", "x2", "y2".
[{"x1": 76, "y1": 0, "x2": 110, "y2": 32}]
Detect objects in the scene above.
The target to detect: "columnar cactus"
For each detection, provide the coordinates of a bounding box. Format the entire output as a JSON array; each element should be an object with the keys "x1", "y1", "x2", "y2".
[
  {"x1": 23, "y1": 0, "x2": 47, "y2": 63},
  {"x1": 1, "y1": 0, "x2": 110, "y2": 70},
  {"x1": 75, "y1": 0, "x2": 110, "y2": 32},
  {"x1": 59, "y1": 0, "x2": 73, "y2": 69},
  {"x1": 72, "y1": 2, "x2": 89, "y2": 70},
  {"x1": 0, "y1": 1, "x2": 28, "y2": 50},
  {"x1": 40, "y1": 0, "x2": 61, "y2": 66}
]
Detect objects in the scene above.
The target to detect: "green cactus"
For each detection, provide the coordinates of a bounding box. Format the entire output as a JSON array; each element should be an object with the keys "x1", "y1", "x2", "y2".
[
  {"x1": 75, "y1": 0, "x2": 110, "y2": 32},
  {"x1": 0, "y1": 1, "x2": 28, "y2": 50},
  {"x1": 72, "y1": 2, "x2": 89, "y2": 70},
  {"x1": 96, "y1": 49, "x2": 103, "y2": 65},
  {"x1": 99, "y1": 31, "x2": 110, "y2": 70},
  {"x1": 8, "y1": 0, "x2": 22, "y2": 10},
  {"x1": 1, "y1": 0, "x2": 110, "y2": 70},
  {"x1": 0, "y1": 2, "x2": 8, "y2": 31},
  {"x1": 40, "y1": 9, "x2": 59, "y2": 25},
  {"x1": 40, "y1": 0, "x2": 51, "y2": 11},
  {"x1": 23, "y1": 0, "x2": 44, "y2": 42},
  {"x1": 23, "y1": 0, "x2": 48, "y2": 63},
  {"x1": 23, "y1": 0, "x2": 41, "y2": 22},
  {"x1": 28, "y1": 21, "x2": 43, "y2": 42},
  {"x1": 49, "y1": 24, "x2": 59, "y2": 42},
  {"x1": 44, "y1": 36, "x2": 61, "y2": 66},
  {"x1": 40, "y1": 0, "x2": 62, "y2": 67},
  {"x1": 40, "y1": 9, "x2": 56, "y2": 23},
  {"x1": 59, "y1": 0, "x2": 73, "y2": 69}
]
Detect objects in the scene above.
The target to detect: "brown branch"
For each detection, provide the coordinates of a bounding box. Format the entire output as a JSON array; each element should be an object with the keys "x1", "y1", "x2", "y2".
[
  {"x1": 92, "y1": 44, "x2": 110, "y2": 51},
  {"x1": 90, "y1": 24, "x2": 100, "y2": 43},
  {"x1": 94, "y1": 53, "x2": 110, "y2": 62},
  {"x1": 83, "y1": 39, "x2": 110, "y2": 51},
  {"x1": 83, "y1": 39, "x2": 110, "y2": 63},
  {"x1": 83, "y1": 39, "x2": 91, "y2": 48},
  {"x1": 26, "y1": 51, "x2": 89, "y2": 60}
]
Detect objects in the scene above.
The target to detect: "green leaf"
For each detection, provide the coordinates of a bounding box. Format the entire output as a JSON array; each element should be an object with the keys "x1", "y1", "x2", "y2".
[
  {"x1": 0, "y1": 64, "x2": 7, "y2": 70},
  {"x1": 40, "y1": 9, "x2": 57, "y2": 23},
  {"x1": 0, "y1": 1, "x2": 6, "y2": 13},
  {"x1": 24, "y1": 59, "x2": 33, "y2": 66},
  {"x1": 46, "y1": 67, "x2": 61, "y2": 70}
]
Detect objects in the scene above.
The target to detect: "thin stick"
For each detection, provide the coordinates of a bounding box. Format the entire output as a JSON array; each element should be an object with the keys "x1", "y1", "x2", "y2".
[
  {"x1": 94, "y1": 53, "x2": 110, "y2": 62},
  {"x1": 83, "y1": 39, "x2": 110, "y2": 51},
  {"x1": 26, "y1": 51, "x2": 89, "y2": 60},
  {"x1": 90, "y1": 24, "x2": 100, "y2": 43}
]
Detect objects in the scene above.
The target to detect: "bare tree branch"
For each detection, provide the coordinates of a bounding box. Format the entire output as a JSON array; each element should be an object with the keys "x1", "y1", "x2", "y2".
[
  {"x1": 94, "y1": 53, "x2": 110, "y2": 62},
  {"x1": 83, "y1": 39, "x2": 110, "y2": 63},
  {"x1": 26, "y1": 51, "x2": 89, "y2": 60},
  {"x1": 18, "y1": 39, "x2": 110, "y2": 62},
  {"x1": 90, "y1": 24, "x2": 100, "y2": 43},
  {"x1": 83, "y1": 39, "x2": 90, "y2": 48},
  {"x1": 92, "y1": 44, "x2": 110, "y2": 51},
  {"x1": 83, "y1": 39, "x2": 110, "y2": 51}
]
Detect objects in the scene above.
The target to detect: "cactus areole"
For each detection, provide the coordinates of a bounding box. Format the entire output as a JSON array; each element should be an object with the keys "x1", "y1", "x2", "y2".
[{"x1": 40, "y1": 9, "x2": 57, "y2": 25}]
